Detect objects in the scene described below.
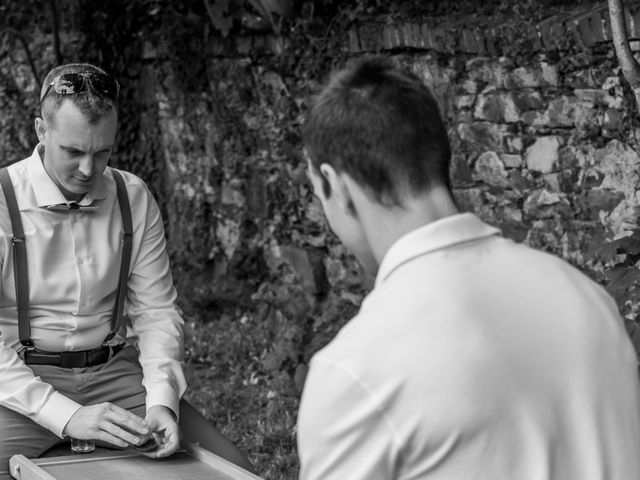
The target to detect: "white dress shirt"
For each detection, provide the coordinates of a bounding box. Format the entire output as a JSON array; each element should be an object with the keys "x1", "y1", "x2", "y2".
[
  {"x1": 0, "y1": 146, "x2": 187, "y2": 437},
  {"x1": 298, "y1": 213, "x2": 640, "y2": 480}
]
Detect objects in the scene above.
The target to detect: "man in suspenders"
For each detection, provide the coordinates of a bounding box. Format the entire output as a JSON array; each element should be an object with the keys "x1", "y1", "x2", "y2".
[{"x1": 0, "y1": 63, "x2": 254, "y2": 478}]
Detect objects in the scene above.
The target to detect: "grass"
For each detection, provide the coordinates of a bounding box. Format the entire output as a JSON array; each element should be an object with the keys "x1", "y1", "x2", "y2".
[{"x1": 182, "y1": 316, "x2": 301, "y2": 480}]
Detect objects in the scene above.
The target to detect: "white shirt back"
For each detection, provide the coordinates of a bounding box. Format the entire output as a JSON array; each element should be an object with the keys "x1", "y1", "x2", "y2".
[{"x1": 298, "y1": 213, "x2": 640, "y2": 480}]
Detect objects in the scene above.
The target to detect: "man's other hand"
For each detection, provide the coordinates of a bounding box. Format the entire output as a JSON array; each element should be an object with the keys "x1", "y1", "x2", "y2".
[
  {"x1": 142, "y1": 405, "x2": 181, "y2": 458},
  {"x1": 62, "y1": 402, "x2": 150, "y2": 447}
]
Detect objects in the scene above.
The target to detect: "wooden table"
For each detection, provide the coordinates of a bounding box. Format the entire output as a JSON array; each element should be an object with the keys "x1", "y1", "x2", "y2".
[{"x1": 10, "y1": 443, "x2": 263, "y2": 480}]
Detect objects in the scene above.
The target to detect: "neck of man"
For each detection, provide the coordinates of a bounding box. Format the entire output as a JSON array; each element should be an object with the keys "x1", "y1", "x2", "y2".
[
  {"x1": 350, "y1": 182, "x2": 459, "y2": 273},
  {"x1": 60, "y1": 186, "x2": 85, "y2": 203}
]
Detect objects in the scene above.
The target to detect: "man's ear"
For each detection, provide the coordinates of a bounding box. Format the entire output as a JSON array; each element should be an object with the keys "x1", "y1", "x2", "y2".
[
  {"x1": 320, "y1": 163, "x2": 356, "y2": 216},
  {"x1": 34, "y1": 117, "x2": 47, "y2": 143}
]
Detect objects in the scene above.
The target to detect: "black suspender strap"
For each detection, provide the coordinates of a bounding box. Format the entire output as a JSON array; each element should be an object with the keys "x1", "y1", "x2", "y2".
[
  {"x1": 0, "y1": 167, "x2": 32, "y2": 348},
  {"x1": 0, "y1": 167, "x2": 133, "y2": 348},
  {"x1": 105, "y1": 169, "x2": 132, "y2": 344}
]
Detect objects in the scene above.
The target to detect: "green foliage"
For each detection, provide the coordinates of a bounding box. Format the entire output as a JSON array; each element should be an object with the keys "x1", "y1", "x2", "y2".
[{"x1": 585, "y1": 227, "x2": 640, "y2": 356}]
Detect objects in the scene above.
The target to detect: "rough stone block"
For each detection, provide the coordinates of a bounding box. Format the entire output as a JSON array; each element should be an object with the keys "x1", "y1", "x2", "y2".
[
  {"x1": 507, "y1": 66, "x2": 543, "y2": 88},
  {"x1": 416, "y1": 23, "x2": 428, "y2": 48},
  {"x1": 526, "y1": 135, "x2": 563, "y2": 173},
  {"x1": 595, "y1": 139, "x2": 640, "y2": 195},
  {"x1": 502, "y1": 154, "x2": 523, "y2": 168},
  {"x1": 550, "y1": 16, "x2": 572, "y2": 50},
  {"x1": 568, "y1": 16, "x2": 591, "y2": 48},
  {"x1": 455, "y1": 94, "x2": 476, "y2": 110},
  {"x1": 602, "y1": 9, "x2": 613, "y2": 41},
  {"x1": 604, "y1": 108, "x2": 623, "y2": 131},
  {"x1": 444, "y1": 28, "x2": 459, "y2": 52},
  {"x1": 462, "y1": 29, "x2": 479, "y2": 53},
  {"x1": 473, "y1": 151, "x2": 510, "y2": 188},
  {"x1": 537, "y1": 17, "x2": 557, "y2": 50},
  {"x1": 532, "y1": 95, "x2": 596, "y2": 128},
  {"x1": 475, "y1": 29, "x2": 488, "y2": 55},
  {"x1": 457, "y1": 122, "x2": 509, "y2": 152},
  {"x1": 507, "y1": 170, "x2": 532, "y2": 192},
  {"x1": 512, "y1": 91, "x2": 545, "y2": 111},
  {"x1": 450, "y1": 153, "x2": 474, "y2": 187},
  {"x1": 576, "y1": 189, "x2": 625, "y2": 221},
  {"x1": 383, "y1": 25, "x2": 400, "y2": 49},
  {"x1": 461, "y1": 79, "x2": 479, "y2": 94},
  {"x1": 395, "y1": 23, "x2": 407, "y2": 47},
  {"x1": 420, "y1": 23, "x2": 435, "y2": 50},
  {"x1": 590, "y1": 10, "x2": 606, "y2": 43},
  {"x1": 401, "y1": 23, "x2": 420, "y2": 48},
  {"x1": 358, "y1": 23, "x2": 384, "y2": 51},
  {"x1": 543, "y1": 172, "x2": 563, "y2": 192},
  {"x1": 453, "y1": 187, "x2": 487, "y2": 213},
  {"x1": 279, "y1": 246, "x2": 318, "y2": 293},
  {"x1": 580, "y1": 15, "x2": 598, "y2": 47},
  {"x1": 523, "y1": 189, "x2": 569, "y2": 219},
  {"x1": 575, "y1": 88, "x2": 618, "y2": 108},
  {"x1": 541, "y1": 62, "x2": 559, "y2": 86},
  {"x1": 504, "y1": 135, "x2": 523, "y2": 153},
  {"x1": 485, "y1": 29, "x2": 499, "y2": 56},
  {"x1": 236, "y1": 36, "x2": 253, "y2": 55},
  {"x1": 474, "y1": 92, "x2": 520, "y2": 123},
  {"x1": 627, "y1": 9, "x2": 640, "y2": 39},
  {"x1": 142, "y1": 41, "x2": 159, "y2": 60},
  {"x1": 432, "y1": 27, "x2": 447, "y2": 51},
  {"x1": 348, "y1": 28, "x2": 361, "y2": 53}
]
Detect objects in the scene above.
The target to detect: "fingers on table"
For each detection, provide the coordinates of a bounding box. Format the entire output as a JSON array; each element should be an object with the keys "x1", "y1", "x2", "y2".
[{"x1": 95, "y1": 403, "x2": 150, "y2": 446}]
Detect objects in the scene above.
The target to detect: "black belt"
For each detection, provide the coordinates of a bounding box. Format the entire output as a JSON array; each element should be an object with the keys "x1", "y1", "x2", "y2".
[{"x1": 22, "y1": 344, "x2": 124, "y2": 368}]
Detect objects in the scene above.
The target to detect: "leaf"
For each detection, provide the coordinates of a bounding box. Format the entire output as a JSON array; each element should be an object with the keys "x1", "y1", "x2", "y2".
[
  {"x1": 605, "y1": 266, "x2": 640, "y2": 303},
  {"x1": 615, "y1": 233, "x2": 640, "y2": 256},
  {"x1": 203, "y1": 0, "x2": 234, "y2": 37}
]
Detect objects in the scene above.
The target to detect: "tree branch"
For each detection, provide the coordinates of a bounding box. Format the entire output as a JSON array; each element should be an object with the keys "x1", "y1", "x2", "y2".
[
  {"x1": 49, "y1": 0, "x2": 63, "y2": 65},
  {"x1": 609, "y1": 0, "x2": 640, "y2": 86},
  {"x1": 609, "y1": 0, "x2": 640, "y2": 113},
  {"x1": 1, "y1": 27, "x2": 41, "y2": 91}
]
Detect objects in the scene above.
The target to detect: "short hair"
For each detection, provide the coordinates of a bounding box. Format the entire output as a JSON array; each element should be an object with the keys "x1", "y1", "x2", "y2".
[
  {"x1": 303, "y1": 56, "x2": 451, "y2": 207},
  {"x1": 40, "y1": 63, "x2": 118, "y2": 125}
]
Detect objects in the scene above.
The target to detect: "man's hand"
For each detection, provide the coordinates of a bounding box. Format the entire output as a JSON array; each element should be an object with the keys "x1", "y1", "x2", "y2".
[
  {"x1": 141, "y1": 405, "x2": 181, "y2": 458},
  {"x1": 63, "y1": 402, "x2": 150, "y2": 447}
]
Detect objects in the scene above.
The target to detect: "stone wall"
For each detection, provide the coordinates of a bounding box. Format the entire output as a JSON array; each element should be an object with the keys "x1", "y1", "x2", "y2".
[{"x1": 153, "y1": 2, "x2": 640, "y2": 328}]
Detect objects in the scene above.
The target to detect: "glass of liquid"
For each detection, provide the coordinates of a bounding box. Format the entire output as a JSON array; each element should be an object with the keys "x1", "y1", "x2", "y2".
[{"x1": 70, "y1": 438, "x2": 95, "y2": 454}]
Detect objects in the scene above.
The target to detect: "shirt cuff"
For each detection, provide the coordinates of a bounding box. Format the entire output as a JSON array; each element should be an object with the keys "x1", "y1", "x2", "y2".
[
  {"x1": 145, "y1": 384, "x2": 182, "y2": 421},
  {"x1": 35, "y1": 391, "x2": 82, "y2": 438}
]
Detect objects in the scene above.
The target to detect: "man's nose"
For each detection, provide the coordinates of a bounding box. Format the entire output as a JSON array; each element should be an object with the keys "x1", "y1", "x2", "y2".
[{"x1": 78, "y1": 156, "x2": 95, "y2": 177}]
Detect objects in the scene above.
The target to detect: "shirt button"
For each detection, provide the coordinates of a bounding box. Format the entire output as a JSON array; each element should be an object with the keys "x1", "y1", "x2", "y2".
[{"x1": 78, "y1": 258, "x2": 83, "y2": 265}]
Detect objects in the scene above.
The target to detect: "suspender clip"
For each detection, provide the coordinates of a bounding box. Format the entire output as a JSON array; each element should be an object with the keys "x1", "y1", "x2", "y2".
[
  {"x1": 12, "y1": 234, "x2": 25, "y2": 244},
  {"x1": 17, "y1": 342, "x2": 35, "y2": 360}
]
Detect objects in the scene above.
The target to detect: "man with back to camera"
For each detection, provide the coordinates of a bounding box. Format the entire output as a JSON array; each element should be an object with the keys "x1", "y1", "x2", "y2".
[
  {"x1": 0, "y1": 63, "x2": 255, "y2": 479},
  {"x1": 297, "y1": 56, "x2": 640, "y2": 479}
]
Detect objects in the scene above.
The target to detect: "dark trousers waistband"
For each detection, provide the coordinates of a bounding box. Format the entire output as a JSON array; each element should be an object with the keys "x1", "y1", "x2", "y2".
[{"x1": 22, "y1": 344, "x2": 124, "y2": 368}]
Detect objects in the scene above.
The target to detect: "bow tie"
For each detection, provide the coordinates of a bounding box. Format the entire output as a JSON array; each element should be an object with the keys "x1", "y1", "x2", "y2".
[{"x1": 45, "y1": 203, "x2": 99, "y2": 212}]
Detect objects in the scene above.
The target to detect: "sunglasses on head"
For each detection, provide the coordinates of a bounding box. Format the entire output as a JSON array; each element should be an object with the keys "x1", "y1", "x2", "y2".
[{"x1": 40, "y1": 72, "x2": 120, "y2": 104}]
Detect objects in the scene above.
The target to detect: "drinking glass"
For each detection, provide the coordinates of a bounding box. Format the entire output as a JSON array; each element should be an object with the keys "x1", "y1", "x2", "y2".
[{"x1": 70, "y1": 438, "x2": 95, "y2": 454}]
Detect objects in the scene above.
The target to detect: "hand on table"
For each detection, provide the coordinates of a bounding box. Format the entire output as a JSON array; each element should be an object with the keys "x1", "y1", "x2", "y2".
[
  {"x1": 62, "y1": 402, "x2": 150, "y2": 448},
  {"x1": 140, "y1": 405, "x2": 181, "y2": 458}
]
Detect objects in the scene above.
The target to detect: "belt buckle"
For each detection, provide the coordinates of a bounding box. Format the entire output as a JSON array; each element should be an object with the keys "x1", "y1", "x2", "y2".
[
  {"x1": 60, "y1": 350, "x2": 87, "y2": 368},
  {"x1": 17, "y1": 345, "x2": 35, "y2": 361}
]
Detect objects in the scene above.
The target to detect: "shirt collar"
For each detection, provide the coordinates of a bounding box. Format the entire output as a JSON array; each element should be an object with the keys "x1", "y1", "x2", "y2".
[
  {"x1": 27, "y1": 145, "x2": 107, "y2": 208},
  {"x1": 375, "y1": 213, "x2": 502, "y2": 287}
]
